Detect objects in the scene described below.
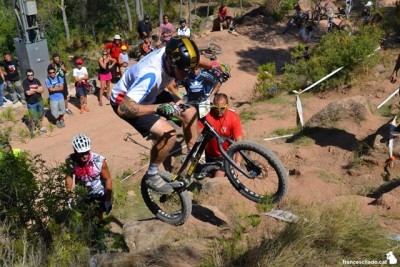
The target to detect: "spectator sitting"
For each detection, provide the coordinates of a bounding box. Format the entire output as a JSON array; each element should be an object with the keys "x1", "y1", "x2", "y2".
[
  {"x1": 137, "y1": 14, "x2": 153, "y2": 40},
  {"x1": 199, "y1": 93, "x2": 244, "y2": 178},
  {"x1": 65, "y1": 134, "x2": 113, "y2": 221},
  {"x1": 140, "y1": 36, "x2": 154, "y2": 57},
  {"x1": 23, "y1": 69, "x2": 47, "y2": 135},
  {"x1": 177, "y1": 18, "x2": 191, "y2": 38},
  {"x1": 73, "y1": 58, "x2": 90, "y2": 114},
  {"x1": 217, "y1": 4, "x2": 234, "y2": 31},
  {"x1": 46, "y1": 66, "x2": 66, "y2": 128}
]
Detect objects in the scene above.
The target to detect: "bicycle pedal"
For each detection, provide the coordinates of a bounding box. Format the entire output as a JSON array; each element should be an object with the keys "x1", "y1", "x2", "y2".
[{"x1": 168, "y1": 181, "x2": 185, "y2": 188}]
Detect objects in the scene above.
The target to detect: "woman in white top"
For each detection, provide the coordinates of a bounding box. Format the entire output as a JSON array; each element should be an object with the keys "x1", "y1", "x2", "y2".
[{"x1": 177, "y1": 18, "x2": 191, "y2": 38}]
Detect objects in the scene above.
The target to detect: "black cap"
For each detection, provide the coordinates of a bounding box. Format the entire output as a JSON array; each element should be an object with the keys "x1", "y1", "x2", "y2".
[
  {"x1": 144, "y1": 14, "x2": 150, "y2": 19},
  {"x1": 52, "y1": 52, "x2": 60, "y2": 58}
]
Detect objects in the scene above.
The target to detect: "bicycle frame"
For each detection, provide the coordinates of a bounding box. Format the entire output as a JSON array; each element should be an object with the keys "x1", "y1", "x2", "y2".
[{"x1": 173, "y1": 116, "x2": 253, "y2": 186}]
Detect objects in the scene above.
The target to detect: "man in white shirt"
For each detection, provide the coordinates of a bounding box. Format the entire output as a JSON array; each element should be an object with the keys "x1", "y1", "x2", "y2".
[
  {"x1": 177, "y1": 18, "x2": 191, "y2": 38},
  {"x1": 73, "y1": 58, "x2": 90, "y2": 113}
]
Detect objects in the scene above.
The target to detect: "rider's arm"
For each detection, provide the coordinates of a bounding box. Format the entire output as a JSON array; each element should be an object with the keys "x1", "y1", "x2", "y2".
[
  {"x1": 167, "y1": 80, "x2": 183, "y2": 100},
  {"x1": 391, "y1": 53, "x2": 400, "y2": 83},
  {"x1": 101, "y1": 161, "x2": 113, "y2": 201},
  {"x1": 117, "y1": 97, "x2": 158, "y2": 118},
  {"x1": 199, "y1": 56, "x2": 220, "y2": 69},
  {"x1": 65, "y1": 159, "x2": 74, "y2": 194}
]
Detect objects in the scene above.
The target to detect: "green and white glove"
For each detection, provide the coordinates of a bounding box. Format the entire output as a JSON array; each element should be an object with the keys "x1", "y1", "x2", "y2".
[{"x1": 156, "y1": 103, "x2": 182, "y2": 116}]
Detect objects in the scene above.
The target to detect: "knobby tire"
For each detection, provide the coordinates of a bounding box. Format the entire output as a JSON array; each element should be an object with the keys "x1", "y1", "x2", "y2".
[
  {"x1": 141, "y1": 170, "x2": 192, "y2": 225},
  {"x1": 224, "y1": 141, "x2": 288, "y2": 203},
  {"x1": 208, "y1": 42, "x2": 222, "y2": 54}
]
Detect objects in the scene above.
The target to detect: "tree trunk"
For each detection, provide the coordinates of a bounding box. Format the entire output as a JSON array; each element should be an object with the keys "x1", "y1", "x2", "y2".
[
  {"x1": 206, "y1": 0, "x2": 212, "y2": 18},
  {"x1": 158, "y1": 0, "x2": 163, "y2": 26},
  {"x1": 188, "y1": 0, "x2": 191, "y2": 29},
  {"x1": 124, "y1": 0, "x2": 133, "y2": 32},
  {"x1": 180, "y1": 0, "x2": 183, "y2": 18},
  {"x1": 112, "y1": 0, "x2": 128, "y2": 39},
  {"x1": 240, "y1": 0, "x2": 243, "y2": 16},
  {"x1": 58, "y1": 0, "x2": 70, "y2": 41},
  {"x1": 194, "y1": 0, "x2": 197, "y2": 16},
  {"x1": 135, "y1": 0, "x2": 142, "y2": 20}
]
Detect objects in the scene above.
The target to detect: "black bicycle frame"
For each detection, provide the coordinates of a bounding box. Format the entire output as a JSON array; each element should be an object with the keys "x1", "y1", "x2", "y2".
[{"x1": 174, "y1": 118, "x2": 252, "y2": 182}]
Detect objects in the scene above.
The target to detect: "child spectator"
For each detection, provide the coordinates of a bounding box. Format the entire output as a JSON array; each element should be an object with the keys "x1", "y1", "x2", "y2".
[{"x1": 73, "y1": 58, "x2": 90, "y2": 113}]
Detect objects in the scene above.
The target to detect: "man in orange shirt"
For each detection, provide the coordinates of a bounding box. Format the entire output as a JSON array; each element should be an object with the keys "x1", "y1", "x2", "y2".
[
  {"x1": 104, "y1": 34, "x2": 130, "y2": 81},
  {"x1": 203, "y1": 93, "x2": 244, "y2": 177}
]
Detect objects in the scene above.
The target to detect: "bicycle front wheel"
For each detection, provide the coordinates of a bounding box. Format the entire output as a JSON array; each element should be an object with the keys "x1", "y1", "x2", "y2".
[
  {"x1": 141, "y1": 170, "x2": 192, "y2": 225},
  {"x1": 224, "y1": 141, "x2": 288, "y2": 203}
]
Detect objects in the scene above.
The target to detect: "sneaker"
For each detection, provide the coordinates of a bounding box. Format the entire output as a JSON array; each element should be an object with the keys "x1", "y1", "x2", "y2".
[
  {"x1": 60, "y1": 120, "x2": 65, "y2": 127},
  {"x1": 80, "y1": 108, "x2": 84, "y2": 114},
  {"x1": 39, "y1": 127, "x2": 47, "y2": 133},
  {"x1": 65, "y1": 109, "x2": 74, "y2": 116},
  {"x1": 99, "y1": 100, "x2": 103, "y2": 106},
  {"x1": 145, "y1": 173, "x2": 174, "y2": 194},
  {"x1": 84, "y1": 105, "x2": 90, "y2": 112},
  {"x1": 56, "y1": 121, "x2": 63, "y2": 128}
]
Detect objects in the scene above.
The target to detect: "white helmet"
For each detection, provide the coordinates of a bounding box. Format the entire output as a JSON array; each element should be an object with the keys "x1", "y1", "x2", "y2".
[
  {"x1": 365, "y1": 1, "x2": 373, "y2": 6},
  {"x1": 72, "y1": 134, "x2": 91, "y2": 153}
]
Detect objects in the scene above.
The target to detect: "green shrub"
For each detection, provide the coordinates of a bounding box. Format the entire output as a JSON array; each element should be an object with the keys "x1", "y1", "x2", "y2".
[
  {"x1": 281, "y1": 25, "x2": 383, "y2": 92},
  {"x1": 253, "y1": 62, "x2": 279, "y2": 100}
]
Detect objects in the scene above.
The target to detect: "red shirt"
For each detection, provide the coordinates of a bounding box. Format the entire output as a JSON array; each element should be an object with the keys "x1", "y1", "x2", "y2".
[
  {"x1": 104, "y1": 42, "x2": 130, "y2": 60},
  {"x1": 200, "y1": 109, "x2": 243, "y2": 157}
]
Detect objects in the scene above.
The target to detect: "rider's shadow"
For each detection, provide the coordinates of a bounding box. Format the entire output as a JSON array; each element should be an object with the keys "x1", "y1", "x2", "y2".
[{"x1": 191, "y1": 204, "x2": 228, "y2": 226}]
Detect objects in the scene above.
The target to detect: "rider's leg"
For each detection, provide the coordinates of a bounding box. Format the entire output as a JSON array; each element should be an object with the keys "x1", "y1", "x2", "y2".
[
  {"x1": 149, "y1": 118, "x2": 177, "y2": 165},
  {"x1": 175, "y1": 106, "x2": 198, "y2": 150}
]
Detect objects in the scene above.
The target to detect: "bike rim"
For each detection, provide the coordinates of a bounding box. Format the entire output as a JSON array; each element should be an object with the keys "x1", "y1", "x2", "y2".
[
  {"x1": 146, "y1": 189, "x2": 185, "y2": 219},
  {"x1": 229, "y1": 149, "x2": 281, "y2": 201}
]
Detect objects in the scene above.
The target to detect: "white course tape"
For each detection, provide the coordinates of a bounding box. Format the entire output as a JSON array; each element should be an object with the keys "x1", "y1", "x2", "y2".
[{"x1": 377, "y1": 87, "x2": 400, "y2": 109}]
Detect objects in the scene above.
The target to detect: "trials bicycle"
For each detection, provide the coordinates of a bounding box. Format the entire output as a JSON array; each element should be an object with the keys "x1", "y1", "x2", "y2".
[
  {"x1": 141, "y1": 100, "x2": 289, "y2": 226},
  {"x1": 199, "y1": 42, "x2": 222, "y2": 59}
]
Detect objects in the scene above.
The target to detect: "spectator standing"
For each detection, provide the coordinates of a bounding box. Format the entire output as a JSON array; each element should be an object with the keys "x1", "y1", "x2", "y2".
[
  {"x1": 298, "y1": 24, "x2": 313, "y2": 44},
  {"x1": 0, "y1": 52, "x2": 26, "y2": 105},
  {"x1": 177, "y1": 18, "x2": 191, "y2": 38},
  {"x1": 158, "y1": 15, "x2": 175, "y2": 47},
  {"x1": 104, "y1": 35, "x2": 130, "y2": 80},
  {"x1": 48, "y1": 52, "x2": 73, "y2": 115},
  {"x1": 117, "y1": 46, "x2": 129, "y2": 76},
  {"x1": 201, "y1": 93, "x2": 244, "y2": 178},
  {"x1": 23, "y1": 69, "x2": 47, "y2": 135},
  {"x1": 65, "y1": 134, "x2": 113, "y2": 221},
  {"x1": 0, "y1": 66, "x2": 5, "y2": 107},
  {"x1": 98, "y1": 51, "x2": 117, "y2": 106},
  {"x1": 73, "y1": 58, "x2": 90, "y2": 113},
  {"x1": 390, "y1": 53, "x2": 400, "y2": 84},
  {"x1": 46, "y1": 66, "x2": 65, "y2": 128},
  {"x1": 137, "y1": 14, "x2": 153, "y2": 40}
]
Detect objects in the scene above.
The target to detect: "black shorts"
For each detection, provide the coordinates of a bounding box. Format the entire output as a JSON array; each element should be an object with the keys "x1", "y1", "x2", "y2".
[
  {"x1": 76, "y1": 84, "x2": 88, "y2": 97},
  {"x1": 205, "y1": 153, "x2": 225, "y2": 172},
  {"x1": 62, "y1": 81, "x2": 68, "y2": 99},
  {"x1": 111, "y1": 90, "x2": 178, "y2": 137}
]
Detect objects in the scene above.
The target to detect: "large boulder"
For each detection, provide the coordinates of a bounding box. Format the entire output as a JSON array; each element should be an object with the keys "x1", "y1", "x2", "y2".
[{"x1": 305, "y1": 96, "x2": 372, "y2": 129}]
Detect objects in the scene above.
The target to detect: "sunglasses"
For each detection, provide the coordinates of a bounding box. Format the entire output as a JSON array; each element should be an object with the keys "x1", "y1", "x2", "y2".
[
  {"x1": 212, "y1": 104, "x2": 228, "y2": 110},
  {"x1": 27, "y1": 74, "x2": 34, "y2": 77},
  {"x1": 48, "y1": 71, "x2": 55, "y2": 74}
]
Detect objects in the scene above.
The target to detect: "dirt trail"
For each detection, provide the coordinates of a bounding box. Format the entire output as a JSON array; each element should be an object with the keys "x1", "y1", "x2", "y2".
[{"x1": 8, "y1": 5, "x2": 400, "y2": 237}]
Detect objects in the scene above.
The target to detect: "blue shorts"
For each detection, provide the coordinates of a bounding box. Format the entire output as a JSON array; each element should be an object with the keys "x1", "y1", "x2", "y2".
[{"x1": 27, "y1": 102, "x2": 44, "y2": 121}]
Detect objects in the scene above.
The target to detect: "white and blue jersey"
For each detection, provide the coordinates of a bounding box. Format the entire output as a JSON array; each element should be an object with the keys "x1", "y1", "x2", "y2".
[
  {"x1": 182, "y1": 69, "x2": 218, "y2": 101},
  {"x1": 111, "y1": 47, "x2": 174, "y2": 105}
]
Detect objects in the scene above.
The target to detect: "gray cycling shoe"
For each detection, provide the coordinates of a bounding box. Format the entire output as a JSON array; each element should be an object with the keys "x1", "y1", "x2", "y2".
[{"x1": 145, "y1": 173, "x2": 174, "y2": 194}]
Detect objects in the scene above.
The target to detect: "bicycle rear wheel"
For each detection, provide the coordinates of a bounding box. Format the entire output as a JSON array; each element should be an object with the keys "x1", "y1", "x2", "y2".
[
  {"x1": 208, "y1": 42, "x2": 222, "y2": 54},
  {"x1": 141, "y1": 170, "x2": 192, "y2": 225},
  {"x1": 224, "y1": 141, "x2": 288, "y2": 203}
]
